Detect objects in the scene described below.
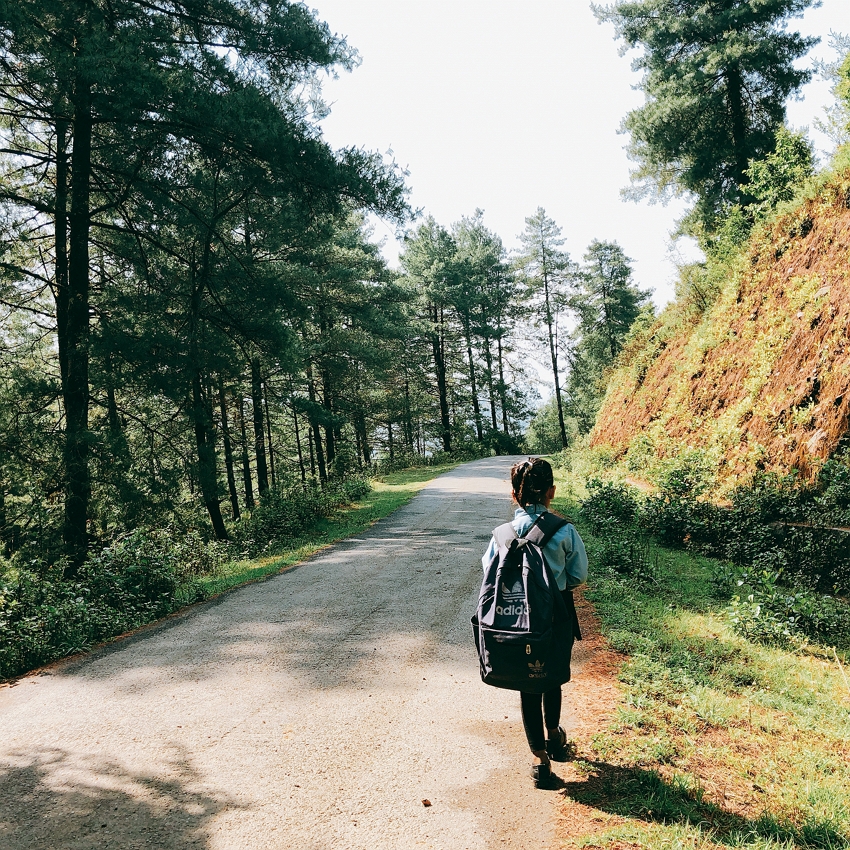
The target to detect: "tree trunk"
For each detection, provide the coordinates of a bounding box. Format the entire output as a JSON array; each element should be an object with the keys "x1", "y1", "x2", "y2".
[
  {"x1": 186, "y1": 243, "x2": 228, "y2": 540},
  {"x1": 387, "y1": 421, "x2": 394, "y2": 460},
  {"x1": 0, "y1": 484, "x2": 10, "y2": 557},
  {"x1": 218, "y1": 378, "x2": 240, "y2": 521},
  {"x1": 251, "y1": 358, "x2": 269, "y2": 494},
  {"x1": 462, "y1": 315, "x2": 484, "y2": 442},
  {"x1": 307, "y1": 368, "x2": 327, "y2": 483},
  {"x1": 322, "y1": 371, "x2": 336, "y2": 467},
  {"x1": 542, "y1": 260, "x2": 568, "y2": 448},
  {"x1": 354, "y1": 427, "x2": 363, "y2": 471},
  {"x1": 263, "y1": 379, "x2": 276, "y2": 488},
  {"x1": 404, "y1": 379, "x2": 414, "y2": 453},
  {"x1": 55, "y1": 115, "x2": 69, "y2": 399},
  {"x1": 104, "y1": 350, "x2": 133, "y2": 511},
  {"x1": 360, "y1": 415, "x2": 371, "y2": 465},
  {"x1": 191, "y1": 371, "x2": 228, "y2": 540},
  {"x1": 430, "y1": 304, "x2": 452, "y2": 453},
  {"x1": 291, "y1": 396, "x2": 307, "y2": 484},
  {"x1": 307, "y1": 426, "x2": 317, "y2": 480},
  {"x1": 63, "y1": 80, "x2": 93, "y2": 570},
  {"x1": 238, "y1": 392, "x2": 255, "y2": 509},
  {"x1": 600, "y1": 280, "x2": 619, "y2": 362},
  {"x1": 496, "y1": 332, "x2": 510, "y2": 434},
  {"x1": 481, "y1": 335, "x2": 499, "y2": 432},
  {"x1": 725, "y1": 64, "x2": 751, "y2": 200}
]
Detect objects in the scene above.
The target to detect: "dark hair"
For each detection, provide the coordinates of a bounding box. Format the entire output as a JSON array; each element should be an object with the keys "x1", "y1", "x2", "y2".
[{"x1": 511, "y1": 457, "x2": 554, "y2": 507}]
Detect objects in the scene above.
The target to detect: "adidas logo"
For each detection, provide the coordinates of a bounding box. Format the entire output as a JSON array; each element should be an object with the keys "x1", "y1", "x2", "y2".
[
  {"x1": 500, "y1": 580, "x2": 524, "y2": 602},
  {"x1": 528, "y1": 659, "x2": 547, "y2": 678}
]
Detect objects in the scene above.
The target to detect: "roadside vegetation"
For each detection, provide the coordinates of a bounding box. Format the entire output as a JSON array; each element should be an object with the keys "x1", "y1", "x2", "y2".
[
  {"x1": 0, "y1": 463, "x2": 453, "y2": 682},
  {"x1": 552, "y1": 470, "x2": 850, "y2": 850},
  {"x1": 542, "y1": 20, "x2": 850, "y2": 842}
]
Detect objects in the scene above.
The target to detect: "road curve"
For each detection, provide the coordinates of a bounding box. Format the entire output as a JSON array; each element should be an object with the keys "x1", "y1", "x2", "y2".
[{"x1": 0, "y1": 457, "x2": 586, "y2": 849}]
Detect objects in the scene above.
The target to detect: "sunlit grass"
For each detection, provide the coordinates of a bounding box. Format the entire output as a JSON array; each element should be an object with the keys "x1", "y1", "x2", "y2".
[{"x1": 551, "y1": 469, "x2": 850, "y2": 850}]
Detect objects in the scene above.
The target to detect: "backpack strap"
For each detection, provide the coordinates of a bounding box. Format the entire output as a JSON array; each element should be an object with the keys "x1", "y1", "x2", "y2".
[
  {"x1": 492, "y1": 512, "x2": 568, "y2": 550},
  {"x1": 522, "y1": 511, "x2": 568, "y2": 548},
  {"x1": 493, "y1": 522, "x2": 518, "y2": 550}
]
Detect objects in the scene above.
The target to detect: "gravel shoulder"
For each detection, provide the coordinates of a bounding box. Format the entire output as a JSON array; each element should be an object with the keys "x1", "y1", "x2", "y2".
[{"x1": 0, "y1": 457, "x2": 595, "y2": 849}]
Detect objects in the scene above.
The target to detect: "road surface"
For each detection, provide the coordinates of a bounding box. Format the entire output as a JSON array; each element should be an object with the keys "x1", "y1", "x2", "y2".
[{"x1": 0, "y1": 457, "x2": 587, "y2": 849}]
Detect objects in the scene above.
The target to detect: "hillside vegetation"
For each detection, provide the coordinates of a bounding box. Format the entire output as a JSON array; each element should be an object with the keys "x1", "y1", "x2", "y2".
[{"x1": 592, "y1": 165, "x2": 850, "y2": 494}]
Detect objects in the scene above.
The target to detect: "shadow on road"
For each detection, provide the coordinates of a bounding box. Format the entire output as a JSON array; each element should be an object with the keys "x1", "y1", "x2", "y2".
[
  {"x1": 0, "y1": 748, "x2": 230, "y2": 849},
  {"x1": 52, "y1": 460, "x2": 516, "y2": 695}
]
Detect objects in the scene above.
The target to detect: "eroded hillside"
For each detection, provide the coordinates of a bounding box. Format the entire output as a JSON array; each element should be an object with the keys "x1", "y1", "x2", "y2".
[{"x1": 592, "y1": 169, "x2": 850, "y2": 492}]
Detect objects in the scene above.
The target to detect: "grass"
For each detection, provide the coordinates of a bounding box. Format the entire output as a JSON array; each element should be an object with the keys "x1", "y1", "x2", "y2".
[
  {"x1": 198, "y1": 463, "x2": 457, "y2": 597},
  {"x1": 550, "y1": 472, "x2": 850, "y2": 850}
]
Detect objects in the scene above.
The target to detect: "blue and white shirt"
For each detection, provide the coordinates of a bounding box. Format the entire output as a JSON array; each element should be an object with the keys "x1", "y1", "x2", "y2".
[{"x1": 481, "y1": 504, "x2": 588, "y2": 591}]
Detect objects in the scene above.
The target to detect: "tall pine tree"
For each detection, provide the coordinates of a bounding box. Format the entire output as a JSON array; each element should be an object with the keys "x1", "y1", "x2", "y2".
[
  {"x1": 595, "y1": 0, "x2": 817, "y2": 233},
  {"x1": 515, "y1": 209, "x2": 572, "y2": 449}
]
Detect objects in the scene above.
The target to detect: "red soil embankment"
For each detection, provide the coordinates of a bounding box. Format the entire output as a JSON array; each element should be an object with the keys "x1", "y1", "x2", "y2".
[{"x1": 592, "y1": 173, "x2": 850, "y2": 486}]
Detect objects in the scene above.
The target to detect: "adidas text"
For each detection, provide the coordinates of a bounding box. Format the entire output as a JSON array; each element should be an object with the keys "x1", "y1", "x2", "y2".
[{"x1": 495, "y1": 603, "x2": 529, "y2": 616}]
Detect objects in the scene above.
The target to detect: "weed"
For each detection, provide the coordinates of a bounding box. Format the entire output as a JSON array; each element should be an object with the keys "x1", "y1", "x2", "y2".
[{"x1": 552, "y1": 472, "x2": 850, "y2": 850}]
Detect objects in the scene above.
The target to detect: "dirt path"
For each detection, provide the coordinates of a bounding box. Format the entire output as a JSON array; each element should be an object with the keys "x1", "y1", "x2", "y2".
[{"x1": 0, "y1": 457, "x2": 600, "y2": 850}]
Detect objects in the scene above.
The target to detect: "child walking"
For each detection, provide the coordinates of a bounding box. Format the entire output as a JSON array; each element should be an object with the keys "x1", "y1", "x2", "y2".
[{"x1": 480, "y1": 457, "x2": 588, "y2": 787}]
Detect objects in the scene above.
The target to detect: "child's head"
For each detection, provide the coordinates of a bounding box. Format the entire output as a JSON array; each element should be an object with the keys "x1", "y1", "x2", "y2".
[{"x1": 511, "y1": 457, "x2": 555, "y2": 507}]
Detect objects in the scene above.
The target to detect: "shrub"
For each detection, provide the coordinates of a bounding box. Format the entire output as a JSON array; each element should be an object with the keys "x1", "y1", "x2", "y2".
[
  {"x1": 237, "y1": 477, "x2": 371, "y2": 555},
  {"x1": 0, "y1": 473, "x2": 377, "y2": 681},
  {"x1": 0, "y1": 528, "x2": 227, "y2": 680},
  {"x1": 710, "y1": 560, "x2": 850, "y2": 649},
  {"x1": 579, "y1": 473, "x2": 850, "y2": 649},
  {"x1": 595, "y1": 531, "x2": 660, "y2": 586},
  {"x1": 655, "y1": 448, "x2": 715, "y2": 498},
  {"x1": 580, "y1": 479, "x2": 639, "y2": 534},
  {"x1": 370, "y1": 446, "x2": 487, "y2": 476},
  {"x1": 580, "y1": 480, "x2": 659, "y2": 585}
]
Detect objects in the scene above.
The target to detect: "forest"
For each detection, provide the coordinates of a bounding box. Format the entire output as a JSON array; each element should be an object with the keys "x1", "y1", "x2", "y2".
[
  {"x1": 2, "y1": 0, "x2": 850, "y2": 678},
  {"x1": 0, "y1": 3, "x2": 650, "y2": 560}
]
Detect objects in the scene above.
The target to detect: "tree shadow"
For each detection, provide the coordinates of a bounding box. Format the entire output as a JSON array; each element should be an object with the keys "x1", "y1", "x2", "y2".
[
  {"x1": 555, "y1": 759, "x2": 849, "y2": 849},
  {"x1": 0, "y1": 747, "x2": 230, "y2": 849},
  {"x1": 51, "y1": 461, "x2": 513, "y2": 695}
]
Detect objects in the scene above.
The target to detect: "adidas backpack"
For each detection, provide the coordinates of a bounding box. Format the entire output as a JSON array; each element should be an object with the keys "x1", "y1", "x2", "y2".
[{"x1": 472, "y1": 512, "x2": 576, "y2": 693}]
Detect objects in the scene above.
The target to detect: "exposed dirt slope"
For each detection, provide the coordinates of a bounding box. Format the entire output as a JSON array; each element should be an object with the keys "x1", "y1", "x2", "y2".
[{"x1": 592, "y1": 170, "x2": 850, "y2": 489}]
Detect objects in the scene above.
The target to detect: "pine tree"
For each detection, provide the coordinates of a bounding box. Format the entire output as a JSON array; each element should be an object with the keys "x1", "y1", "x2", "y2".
[
  {"x1": 515, "y1": 209, "x2": 572, "y2": 449},
  {"x1": 0, "y1": 0, "x2": 408, "y2": 554},
  {"x1": 595, "y1": 0, "x2": 818, "y2": 232},
  {"x1": 814, "y1": 33, "x2": 850, "y2": 152},
  {"x1": 399, "y1": 219, "x2": 458, "y2": 453},
  {"x1": 451, "y1": 211, "x2": 513, "y2": 445},
  {"x1": 567, "y1": 241, "x2": 650, "y2": 431}
]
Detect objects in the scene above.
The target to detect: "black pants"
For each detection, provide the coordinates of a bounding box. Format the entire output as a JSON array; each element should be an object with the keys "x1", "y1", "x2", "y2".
[
  {"x1": 520, "y1": 588, "x2": 581, "y2": 753},
  {"x1": 520, "y1": 688, "x2": 562, "y2": 752}
]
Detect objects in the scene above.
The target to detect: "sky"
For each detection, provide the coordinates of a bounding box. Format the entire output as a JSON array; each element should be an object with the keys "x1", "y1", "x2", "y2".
[{"x1": 312, "y1": 0, "x2": 850, "y2": 309}]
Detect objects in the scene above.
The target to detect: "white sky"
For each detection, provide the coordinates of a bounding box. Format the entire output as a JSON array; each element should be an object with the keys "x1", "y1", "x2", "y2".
[{"x1": 313, "y1": 0, "x2": 850, "y2": 309}]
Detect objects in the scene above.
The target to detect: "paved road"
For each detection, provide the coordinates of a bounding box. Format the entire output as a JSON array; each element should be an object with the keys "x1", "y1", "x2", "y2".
[{"x1": 0, "y1": 457, "x2": 585, "y2": 849}]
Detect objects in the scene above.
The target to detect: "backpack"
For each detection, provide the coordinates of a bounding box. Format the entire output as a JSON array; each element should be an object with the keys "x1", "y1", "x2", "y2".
[{"x1": 471, "y1": 512, "x2": 576, "y2": 693}]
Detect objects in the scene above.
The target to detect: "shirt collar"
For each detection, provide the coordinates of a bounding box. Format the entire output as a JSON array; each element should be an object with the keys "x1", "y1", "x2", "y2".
[{"x1": 514, "y1": 503, "x2": 547, "y2": 519}]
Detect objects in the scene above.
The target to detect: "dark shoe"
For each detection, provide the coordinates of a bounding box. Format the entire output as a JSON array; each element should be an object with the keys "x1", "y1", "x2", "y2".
[
  {"x1": 547, "y1": 726, "x2": 571, "y2": 762},
  {"x1": 531, "y1": 761, "x2": 551, "y2": 789}
]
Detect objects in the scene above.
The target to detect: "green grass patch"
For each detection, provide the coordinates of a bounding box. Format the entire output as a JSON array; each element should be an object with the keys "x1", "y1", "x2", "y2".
[
  {"x1": 199, "y1": 464, "x2": 457, "y2": 597},
  {"x1": 551, "y1": 472, "x2": 850, "y2": 850}
]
